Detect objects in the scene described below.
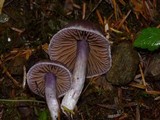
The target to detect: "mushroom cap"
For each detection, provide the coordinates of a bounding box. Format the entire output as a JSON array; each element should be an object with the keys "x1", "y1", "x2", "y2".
[
  {"x1": 27, "y1": 61, "x2": 72, "y2": 98},
  {"x1": 49, "y1": 20, "x2": 111, "y2": 78}
]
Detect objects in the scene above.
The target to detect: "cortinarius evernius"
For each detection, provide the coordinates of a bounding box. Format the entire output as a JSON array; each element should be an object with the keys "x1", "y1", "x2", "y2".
[
  {"x1": 27, "y1": 61, "x2": 72, "y2": 120},
  {"x1": 48, "y1": 20, "x2": 111, "y2": 113}
]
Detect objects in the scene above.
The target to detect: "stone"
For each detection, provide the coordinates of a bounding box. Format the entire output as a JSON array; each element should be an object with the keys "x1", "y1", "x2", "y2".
[{"x1": 106, "y1": 41, "x2": 139, "y2": 85}]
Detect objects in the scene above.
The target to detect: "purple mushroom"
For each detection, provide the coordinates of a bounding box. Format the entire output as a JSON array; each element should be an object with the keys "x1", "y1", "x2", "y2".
[
  {"x1": 48, "y1": 20, "x2": 112, "y2": 114},
  {"x1": 27, "y1": 61, "x2": 72, "y2": 119}
]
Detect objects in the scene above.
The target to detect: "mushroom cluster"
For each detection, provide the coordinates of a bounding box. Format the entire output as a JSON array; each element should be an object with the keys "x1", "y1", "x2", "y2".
[
  {"x1": 27, "y1": 20, "x2": 111, "y2": 119},
  {"x1": 48, "y1": 20, "x2": 112, "y2": 114}
]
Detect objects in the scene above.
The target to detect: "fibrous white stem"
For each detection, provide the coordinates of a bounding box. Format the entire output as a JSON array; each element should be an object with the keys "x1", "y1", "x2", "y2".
[
  {"x1": 61, "y1": 39, "x2": 89, "y2": 113},
  {"x1": 45, "y1": 73, "x2": 59, "y2": 120}
]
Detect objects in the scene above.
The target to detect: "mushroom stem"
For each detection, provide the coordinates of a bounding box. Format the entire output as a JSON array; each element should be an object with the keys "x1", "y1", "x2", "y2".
[
  {"x1": 61, "y1": 39, "x2": 89, "y2": 113},
  {"x1": 45, "y1": 73, "x2": 59, "y2": 120}
]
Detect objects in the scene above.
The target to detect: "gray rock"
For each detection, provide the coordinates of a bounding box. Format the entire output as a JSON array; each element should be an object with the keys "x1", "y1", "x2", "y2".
[{"x1": 106, "y1": 41, "x2": 139, "y2": 85}]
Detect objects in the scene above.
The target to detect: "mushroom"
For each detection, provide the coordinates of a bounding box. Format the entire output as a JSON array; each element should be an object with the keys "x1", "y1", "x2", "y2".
[
  {"x1": 48, "y1": 20, "x2": 111, "y2": 114},
  {"x1": 27, "y1": 61, "x2": 72, "y2": 119}
]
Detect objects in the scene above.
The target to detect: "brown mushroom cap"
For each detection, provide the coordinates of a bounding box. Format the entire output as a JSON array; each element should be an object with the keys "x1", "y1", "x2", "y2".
[
  {"x1": 49, "y1": 20, "x2": 111, "y2": 78},
  {"x1": 27, "y1": 61, "x2": 72, "y2": 98}
]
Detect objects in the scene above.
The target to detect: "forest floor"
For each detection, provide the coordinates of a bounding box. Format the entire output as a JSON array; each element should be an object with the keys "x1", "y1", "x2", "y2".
[{"x1": 0, "y1": 0, "x2": 160, "y2": 120}]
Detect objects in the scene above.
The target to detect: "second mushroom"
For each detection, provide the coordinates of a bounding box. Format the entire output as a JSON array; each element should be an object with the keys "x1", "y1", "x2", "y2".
[
  {"x1": 48, "y1": 20, "x2": 112, "y2": 114},
  {"x1": 27, "y1": 61, "x2": 72, "y2": 119}
]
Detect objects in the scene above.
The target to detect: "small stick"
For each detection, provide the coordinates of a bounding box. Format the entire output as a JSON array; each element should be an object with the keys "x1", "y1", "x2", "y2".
[
  {"x1": 82, "y1": 2, "x2": 86, "y2": 19},
  {"x1": 22, "y1": 65, "x2": 27, "y2": 89},
  {"x1": 139, "y1": 64, "x2": 160, "y2": 94},
  {"x1": 0, "y1": 99, "x2": 45, "y2": 103},
  {"x1": 3, "y1": 66, "x2": 21, "y2": 88},
  {"x1": 139, "y1": 64, "x2": 147, "y2": 87},
  {"x1": 0, "y1": 0, "x2": 5, "y2": 14},
  {"x1": 85, "y1": 0, "x2": 102, "y2": 20},
  {"x1": 96, "y1": 10, "x2": 104, "y2": 25},
  {"x1": 136, "y1": 105, "x2": 140, "y2": 120},
  {"x1": 117, "y1": 10, "x2": 131, "y2": 29},
  {"x1": 4, "y1": 0, "x2": 14, "y2": 7},
  {"x1": 97, "y1": 102, "x2": 138, "y2": 110}
]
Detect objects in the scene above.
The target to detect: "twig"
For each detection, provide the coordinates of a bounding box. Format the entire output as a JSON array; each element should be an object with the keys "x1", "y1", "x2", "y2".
[
  {"x1": 112, "y1": 0, "x2": 122, "y2": 20},
  {"x1": 96, "y1": 10, "x2": 104, "y2": 25},
  {"x1": 136, "y1": 105, "x2": 140, "y2": 120},
  {"x1": 104, "y1": 18, "x2": 110, "y2": 39},
  {"x1": 4, "y1": 0, "x2": 14, "y2": 7},
  {"x1": 129, "y1": 82, "x2": 145, "y2": 89},
  {"x1": 85, "y1": 0, "x2": 103, "y2": 20},
  {"x1": 81, "y1": 78, "x2": 94, "y2": 95},
  {"x1": 80, "y1": 113, "x2": 85, "y2": 120},
  {"x1": 117, "y1": 10, "x2": 131, "y2": 29},
  {"x1": 0, "y1": 105, "x2": 4, "y2": 120},
  {"x1": 139, "y1": 64, "x2": 147, "y2": 87},
  {"x1": 82, "y1": 2, "x2": 86, "y2": 19},
  {"x1": 139, "y1": 64, "x2": 160, "y2": 94},
  {"x1": 22, "y1": 65, "x2": 27, "y2": 89},
  {"x1": 6, "y1": 70, "x2": 21, "y2": 87},
  {"x1": 97, "y1": 102, "x2": 138, "y2": 110},
  {"x1": 0, "y1": 0, "x2": 5, "y2": 14},
  {"x1": 0, "y1": 99, "x2": 45, "y2": 103},
  {"x1": 107, "y1": 112, "x2": 122, "y2": 119}
]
